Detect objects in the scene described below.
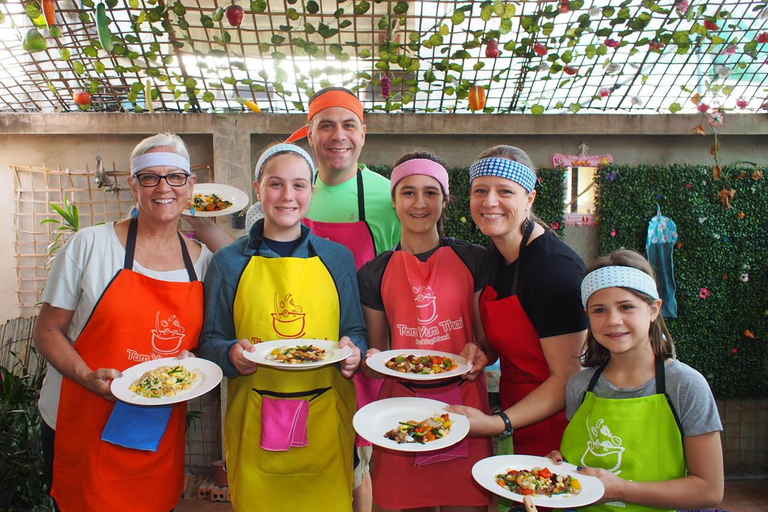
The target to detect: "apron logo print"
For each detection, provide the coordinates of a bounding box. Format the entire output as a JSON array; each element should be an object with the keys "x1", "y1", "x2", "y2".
[
  {"x1": 127, "y1": 348, "x2": 163, "y2": 363},
  {"x1": 412, "y1": 285, "x2": 439, "y2": 325},
  {"x1": 271, "y1": 292, "x2": 306, "y2": 339},
  {"x1": 582, "y1": 415, "x2": 625, "y2": 475},
  {"x1": 151, "y1": 311, "x2": 186, "y2": 354}
]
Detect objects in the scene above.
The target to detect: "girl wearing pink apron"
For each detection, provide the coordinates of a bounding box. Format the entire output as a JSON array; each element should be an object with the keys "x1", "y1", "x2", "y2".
[{"x1": 359, "y1": 153, "x2": 493, "y2": 511}]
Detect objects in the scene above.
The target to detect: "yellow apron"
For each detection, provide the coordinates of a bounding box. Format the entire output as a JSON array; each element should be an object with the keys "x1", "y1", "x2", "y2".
[{"x1": 227, "y1": 255, "x2": 356, "y2": 512}]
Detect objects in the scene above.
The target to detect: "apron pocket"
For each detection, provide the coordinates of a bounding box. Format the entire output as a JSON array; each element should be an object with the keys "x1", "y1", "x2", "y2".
[
  {"x1": 260, "y1": 396, "x2": 310, "y2": 451},
  {"x1": 249, "y1": 387, "x2": 342, "y2": 477}
]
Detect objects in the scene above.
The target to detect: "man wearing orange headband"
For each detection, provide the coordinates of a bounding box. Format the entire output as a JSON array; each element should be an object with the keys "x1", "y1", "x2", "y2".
[{"x1": 288, "y1": 87, "x2": 401, "y2": 512}]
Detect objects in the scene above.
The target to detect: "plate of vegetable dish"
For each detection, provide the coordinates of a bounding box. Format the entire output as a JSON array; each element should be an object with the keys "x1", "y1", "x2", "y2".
[
  {"x1": 111, "y1": 357, "x2": 223, "y2": 406},
  {"x1": 365, "y1": 349, "x2": 471, "y2": 381},
  {"x1": 472, "y1": 455, "x2": 605, "y2": 508},
  {"x1": 183, "y1": 183, "x2": 249, "y2": 217},
  {"x1": 353, "y1": 397, "x2": 470, "y2": 452},
  {"x1": 242, "y1": 339, "x2": 354, "y2": 370}
]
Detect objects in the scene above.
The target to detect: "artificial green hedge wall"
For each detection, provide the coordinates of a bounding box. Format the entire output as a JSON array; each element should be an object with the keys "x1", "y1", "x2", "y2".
[
  {"x1": 596, "y1": 165, "x2": 767, "y2": 399},
  {"x1": 369, "y1": 165, "x2": 567, "y2": 246}
]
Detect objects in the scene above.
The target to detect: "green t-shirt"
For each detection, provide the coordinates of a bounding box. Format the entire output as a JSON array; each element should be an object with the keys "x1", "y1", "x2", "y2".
[{"x1": 307, "y1": 165, "x2": 401, "y2": 256}]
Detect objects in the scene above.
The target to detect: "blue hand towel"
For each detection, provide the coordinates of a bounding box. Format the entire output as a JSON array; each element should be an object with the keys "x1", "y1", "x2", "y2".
[{"x1": 101, "y1": 401, "x2": 173, "y2": 452}]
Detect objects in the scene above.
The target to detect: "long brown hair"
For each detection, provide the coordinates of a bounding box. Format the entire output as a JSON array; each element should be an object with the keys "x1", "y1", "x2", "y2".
[
  {"x1": 392, "y1": 151, "x2": 450, "y2": 237},
  {"x1": 581, "y1": 249, "x2": 675, "y2": 367}
]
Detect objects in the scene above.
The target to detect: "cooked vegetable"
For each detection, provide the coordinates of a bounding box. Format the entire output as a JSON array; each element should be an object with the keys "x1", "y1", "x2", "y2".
[
  {"x1": 384, "y1": 413, "x2": 452, "y2": 444},
  {"x1": 495, "y1": 467, "x2": 582, "y2": 498},
  {"x1": 96, "y1": 2, "x2": 113, "y2": 52},
  {"x1": 385, "y1": 354, "x2": 459, "y2": 374},
  {"x1": 188, "y1": 192, "x2": 233, "y2": 212},
  {"x1": 130, "y1": 365, "x2": 198, "y2": 398},
  {"x1": 266, "y1": 345, "x2": 326, "y2": 364}
]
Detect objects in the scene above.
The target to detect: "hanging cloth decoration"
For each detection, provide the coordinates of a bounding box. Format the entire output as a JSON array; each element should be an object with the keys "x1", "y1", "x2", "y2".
[{"x1": 646, "y1": 204, "x2": 678, "y2": 319}]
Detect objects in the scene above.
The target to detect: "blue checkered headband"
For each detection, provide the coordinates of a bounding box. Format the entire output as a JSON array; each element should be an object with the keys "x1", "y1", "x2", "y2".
[
  {"x1": 131, "y1": 152, "x2": 191, "y2": 176},
  {"x1": 468, "y1": 157, "x2": 537, "y2": 192},
  {"x1": 255, "y1": 143, "x2": 315, "y2": 182},
  {"x1": 581, "y1": 266, "x2": 660, "y2": 308}
]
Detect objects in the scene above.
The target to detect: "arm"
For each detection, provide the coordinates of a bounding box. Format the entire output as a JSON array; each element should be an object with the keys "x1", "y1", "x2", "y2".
[
  {"x1": 460, "y1": 290, "x2": 495, "y2": 381},
  {"x1": 34, "y1": 303, "x2": 120, "y2": 401},
  {"x1": 580, "y1": 431, "x2": 723, "y2": 509},
  {"x1": 335, "y1": 249, "x2": 367, "y2": 377},
  {"x1": 361, "y1": 306, "x2": 389, "y2": 378},
  {"x1": 185, "y1": 217, "x2": 235, "y2": 252},
  {"x1": 449, "y1": 330, "x2": 586, "y2": 436}
]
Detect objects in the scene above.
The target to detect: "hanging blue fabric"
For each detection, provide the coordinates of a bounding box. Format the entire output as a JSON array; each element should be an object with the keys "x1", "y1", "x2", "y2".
[{"x1": 646, "y1": 204, "x2": 678, "y2": 319}]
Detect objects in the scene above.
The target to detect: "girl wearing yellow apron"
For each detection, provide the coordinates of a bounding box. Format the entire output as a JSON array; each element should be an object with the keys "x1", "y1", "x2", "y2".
[
  {"x1": 199, "y1": 143, "x2": 366, "y2": 512},
  {"x1": 550, "y1": 250, "x2": 723, "y2": 512}
]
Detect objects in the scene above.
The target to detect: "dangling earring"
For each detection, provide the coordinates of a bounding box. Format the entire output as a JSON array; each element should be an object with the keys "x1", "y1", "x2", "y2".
[
  {"x1": 131, "y1": 206, "x2": 139, "y2": 219},
  {"x1": 520, "y1": 217, "x2": 531, "y2": 234}
]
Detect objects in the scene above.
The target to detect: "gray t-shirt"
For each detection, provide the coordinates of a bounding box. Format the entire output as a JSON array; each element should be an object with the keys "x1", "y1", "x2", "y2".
[{"x1": 566, "y1": 359, "x2": 722, "y2": 437}]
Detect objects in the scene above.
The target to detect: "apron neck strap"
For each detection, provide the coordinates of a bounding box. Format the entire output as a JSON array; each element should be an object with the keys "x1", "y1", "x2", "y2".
[
  {"x1": 124, "y1": 218, "x2": 198, "y2": 282},
  {"x1": 586, "y1": 357, "x2": 667, "y2": 395},
  {"x1": 510, "y1": 218, "x2": 535, "y2": 295},
  {"x1": 356, "y1": 170, "x2": 366, "y2": 222}
]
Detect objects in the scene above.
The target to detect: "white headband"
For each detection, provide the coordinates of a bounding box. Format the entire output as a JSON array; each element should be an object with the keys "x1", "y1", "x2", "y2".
[
  {"x1": 581, "y1": 266, "x2": 660, "y2": 308},
  {"x1": 255, "y1": 144, "x2": 315, "y2": 182},
  {"x1": 131, "y1": 152, "x2": 191, "y2": 176}
]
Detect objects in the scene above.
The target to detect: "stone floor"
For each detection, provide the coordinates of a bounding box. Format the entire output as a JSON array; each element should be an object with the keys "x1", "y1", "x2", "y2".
[{"x1": 177, "y1": 478, "x2": 768, "y2": 512}]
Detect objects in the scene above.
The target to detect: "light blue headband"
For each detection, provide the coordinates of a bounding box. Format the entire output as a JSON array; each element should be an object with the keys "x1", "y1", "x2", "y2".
[
  {"x1": 468, "y1": 157, "x2": 537, "y2": 192},
  {"x1": 130, "y1": 152, "x2": 191, "y2": 176},
  {"x1": 255, "y1": 143, "x2": 315, "y2": 182},
  {"x1": 581, "y1": 266, "x2": 660, "y2": 308}
]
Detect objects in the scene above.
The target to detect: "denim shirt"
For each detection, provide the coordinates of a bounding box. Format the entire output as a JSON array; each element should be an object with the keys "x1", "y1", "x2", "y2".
[{"x1": 199, "y1": 219, "x2": 368, "y2": 378}]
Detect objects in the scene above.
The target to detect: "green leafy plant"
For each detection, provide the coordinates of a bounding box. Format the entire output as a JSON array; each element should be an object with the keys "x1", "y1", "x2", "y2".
[
  {"x1": 596, "y1": 164, "x2": 767, "y2": 398},
  {"x1": 42, "y1": 196, "x2": 80, "y2": 268},
  {"x1": 0, "y1": 350, "x2": 55, "y2": 511}
]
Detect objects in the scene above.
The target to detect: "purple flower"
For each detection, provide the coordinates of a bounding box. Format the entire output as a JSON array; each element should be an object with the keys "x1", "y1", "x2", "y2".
[{"x1": 606, "y1": 171, "x2": 618, "y2": 181}]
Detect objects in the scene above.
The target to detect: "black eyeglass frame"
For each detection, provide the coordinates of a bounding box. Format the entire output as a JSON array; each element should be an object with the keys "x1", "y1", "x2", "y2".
[{"x1": 134, "y1": 172, "x2": 190, "y2": 187}]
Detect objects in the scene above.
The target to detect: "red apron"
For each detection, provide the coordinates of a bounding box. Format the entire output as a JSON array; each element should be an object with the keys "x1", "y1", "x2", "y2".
[
  {"x1": 479, "y1": 223, "x2": 568, "y2": 457},
  {"x1": 304, "y1": 170, "x2": 382, "y2": 445},
  {"x1": 52, "y1": 219, "x2": 204, "y2": 512},
  {"x1": 373, "y1": 246, "x2": 492, "y2": 509}
]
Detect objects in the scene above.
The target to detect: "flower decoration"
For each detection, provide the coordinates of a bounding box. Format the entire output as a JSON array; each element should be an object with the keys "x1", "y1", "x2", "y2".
[
  {"x1": 721, "y1": 45, "x2": 737, "y2": 55},
  {"x1": 743, "y1": 330, "x2": 755, "y2": 339},
  {"x1": 460, "y1": 216, "x2": 467, "y2": 223},
  {"x1": 731, "y1": 348, "x2": 738, "y2": 354},
  {"x1": 699, "y1": 288, "x2": 710, "y2": 299},
  {"x1": 549, "y1": 221, "x2": 560, "y2": 230},
  {"x1": 722, "y1": 274, "x2": 728, "y2": 280},
  {"x1": 676, "y1": 0, "x2": 690, "y2": 14},
  {"x1": 738, "y1": 212, "x2": 745, "y2": 219},
  {"x1": 606, "y1": 171, "x2": 618, "y2": 181},
  {"x1": 610, "y1": 229, "x2": 617, "y2": 237},
  {"x1": 697, "y1": 103, "x2": 710, "y2": 113},
  {"x1": 753, "y1": 170, "x2": 764, "y2": 181},
  {"x1": 693, "y1": 124, "x2": 707, "y2": 136},
  {"x1": 676, "y1": 242, "x2": 683, "y2": 249},
  {"x1": 707, "y1": 110, "x2": 725, "y2": 127},
  {"x1": 648, "y1": 41, "x2": 665, "y2": 51},
  {"x1": 718, "y1": 188, "x2": 736, "y2": 209},
  {"x1": 686, "y1": 183, "x2": 692, "y2": 189},
  {"x1": 600, "y1": 88, "x2": 611, "y2": 98},
  {"x1": 740, "y1": 273, "x2": 749, "y2": 282},
  {"x1": 559, "y1": 0, "x2": 569, "y2": 14},
  {"x1": 758, "y1": 32, "x2": 768, "y2": 44},
  {"x1": 736, "y1": 98, "x2": 749, "y2": 109},
  {"x1": 704, "y1": 20, "x2": 719, "y2": 31},
  {"x1": 605, "y1": 39, "x2": 621, "y2": 49},
  {"x1": 534, "y1": 43, "x2": 547, "y2": 57}
]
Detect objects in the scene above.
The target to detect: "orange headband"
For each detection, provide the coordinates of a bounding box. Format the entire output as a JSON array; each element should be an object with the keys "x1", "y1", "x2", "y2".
[{"x1": 286, "y1": 90, "x2": 364, "y2": 142}]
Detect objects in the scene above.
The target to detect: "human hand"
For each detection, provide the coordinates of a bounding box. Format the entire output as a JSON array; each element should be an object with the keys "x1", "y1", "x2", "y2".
[
  {"x1": 339, "y1": 337, "x2": 360, "y2": 378},
  {"x1": 361, "y1": 348, "x2": 386, "y2": 379},
  {"x1": 79, "y1": 367, "x2": 121, "y2": 401},
  {"x1": 445, "y1": 405, "x2": 504, "y2": 436},
  {"x1": 547, "y1": 450, "x2": 565, "y2": 464},
  {"x1": 459, "y1": 343, "x2": 489, "y2": 382},
  {"x1": 177, "y1": 349, "x2": 196, "y2": 359},
  {"x1": 576, "y1": 466, "x2": 626, "y2": 503},
  {"x1": 229, "y1": 339, "x2": 258, "y2": 375}
]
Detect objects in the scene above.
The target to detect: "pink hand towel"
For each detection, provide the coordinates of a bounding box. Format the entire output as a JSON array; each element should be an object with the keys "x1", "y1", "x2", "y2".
[
  {"x1": 413, "y1": 384, "x2": 469, "y2": 466},
  {"x1": 260, "y1": 396, "x2": 310, "y2": 452}
]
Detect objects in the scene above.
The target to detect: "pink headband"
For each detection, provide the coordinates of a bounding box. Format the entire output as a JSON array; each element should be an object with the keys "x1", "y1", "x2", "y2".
[{"x1": 391, "y1": 158, "x2": 450, "y2": 197}]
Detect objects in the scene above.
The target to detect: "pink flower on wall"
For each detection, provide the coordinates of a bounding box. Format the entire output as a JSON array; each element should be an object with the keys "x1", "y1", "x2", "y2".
[
  {"x1": 699, "y1": 288, "x2": 710, "y2": 299},
  {"x1": 736, "y1": 98, "x2": 749, "y2": 109}
]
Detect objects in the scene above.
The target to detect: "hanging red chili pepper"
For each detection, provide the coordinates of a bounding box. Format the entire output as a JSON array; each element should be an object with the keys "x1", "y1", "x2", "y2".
[
  {"x1": 43, "y1": 0, "x2": 56, "y2": 27},
  {"x1": 468, "y1": 85, "x2": 486, "y2": 112}
]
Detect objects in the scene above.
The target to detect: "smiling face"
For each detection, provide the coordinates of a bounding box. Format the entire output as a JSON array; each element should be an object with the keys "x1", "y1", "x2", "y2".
[
  {"x1": 255, "y1": 153, "x2": 314, "y2": 241},
  {"x1": 128, "y1": 146, "x2": 196, "y2": 224},
  {"x1": 306, "y1": 106, "x2": 366, "y2": 183},
  {"x1": 470, "y1": 175, "x2": 535, "y2": 241},
  {"x1": 393, "y1": 174, "x2": 446, "y2": 238},
  {"x1": 586, "y1": 287, "x2": 661, "y2": 359}
]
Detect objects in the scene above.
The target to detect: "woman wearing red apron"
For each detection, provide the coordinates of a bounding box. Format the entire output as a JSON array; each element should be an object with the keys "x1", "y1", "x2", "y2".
[
  {"x1": 359, "y1": 152, "x2": 493, "y2": 511},
  {"x1": 34, "y1": 134, "x2": 212, "y2": 512},
  {"x1": 448, "y1": 146, "x2": 587, "y2": 459}
]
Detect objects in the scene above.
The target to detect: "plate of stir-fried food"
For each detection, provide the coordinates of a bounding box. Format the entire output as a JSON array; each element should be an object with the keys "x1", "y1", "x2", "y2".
[
  {"x1": 243, "y1": 339, "x2": 353, "y2": 370},
  {"x1": 366, "y1": 349, "x2": 471, "y2": 381},
  {"x1": 111, "y1": 357, "x2": 223, "y2": 406},
  {"x1": 471, "y1": 455, "x2": 605, "y2": 508},
  {"x1": 353, "y1": 397, "x2": 470, "y2": 452},
  {"x1": 182, "y1": 183, "x2": 249, "y2": 217}
]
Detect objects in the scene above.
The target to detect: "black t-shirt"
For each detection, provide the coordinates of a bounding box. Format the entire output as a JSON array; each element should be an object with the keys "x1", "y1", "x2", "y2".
[
  {"x1": 489, "y1": 231, "x2": 588, "y2": 338},
  {"x1": 358, "y1": 237, "x2": 490, "y2": 311}
]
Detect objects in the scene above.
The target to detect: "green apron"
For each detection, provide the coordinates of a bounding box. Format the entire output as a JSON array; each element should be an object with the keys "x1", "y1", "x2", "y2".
[{"x1": 560, "y1": 358, "x2": 686, "y2": 512}]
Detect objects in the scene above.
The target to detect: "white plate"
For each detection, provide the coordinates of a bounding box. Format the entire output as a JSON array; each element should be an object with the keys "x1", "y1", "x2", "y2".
[
  {"x1": 472, "y1": 455, "x2": 605, "y2": 508},
  {"x1": 353, "y1": 397, "x2": 469, "y2": 452},
  {"x1": 242, "y1": 339, "x2": 353, "y2": 370},
  {"x1": 111, "y1": 357, "x2": 223, "y2": 406},
  {"x1": 366, "y1": 349, "x2": 471, "y2": 381},
  {"x1": 183, "y1": 183, "x2": 249, "y2": 217}
]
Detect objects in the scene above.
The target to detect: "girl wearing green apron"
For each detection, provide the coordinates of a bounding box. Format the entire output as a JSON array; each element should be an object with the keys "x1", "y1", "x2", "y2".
[
  {"x1": 552, "y1": 250, "x2": 723, "y2": 512},
  {"x1": 199, "y1": 143, "x2": 367, "y2": 512}
]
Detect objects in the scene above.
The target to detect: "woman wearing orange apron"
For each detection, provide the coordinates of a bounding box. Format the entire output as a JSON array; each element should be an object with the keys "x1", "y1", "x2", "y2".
[
  {"x1": 447, "y1": 146, "x2": 587, "y2": 457},
  {"x1": 34, "y1": 134, "x2": 211, "y2": 512},
  {"x1": 199, "y1": 143, "x2": 366, "y2": 512},
  {"x1": 359, "y1": 152, "x2": 493, "y2": 511}
]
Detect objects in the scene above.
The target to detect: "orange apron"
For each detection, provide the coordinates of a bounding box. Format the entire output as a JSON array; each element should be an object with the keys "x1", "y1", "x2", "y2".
[{"x1": 52, "y1": 219, "x2": 204, "y2": 512}]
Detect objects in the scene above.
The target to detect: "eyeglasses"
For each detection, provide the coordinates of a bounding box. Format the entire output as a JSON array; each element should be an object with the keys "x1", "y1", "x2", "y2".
[{"x1": 135, "y1": 172, "x2": 190, "y2": 187}]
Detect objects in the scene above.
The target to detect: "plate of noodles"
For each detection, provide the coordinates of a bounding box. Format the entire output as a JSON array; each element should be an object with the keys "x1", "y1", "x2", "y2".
[
  {"x1": 182, "y1": 183, "x2": 249, "y2": 218},
  {"x1": 111, "y1": 357, "x2": 223, "y2": 406}
]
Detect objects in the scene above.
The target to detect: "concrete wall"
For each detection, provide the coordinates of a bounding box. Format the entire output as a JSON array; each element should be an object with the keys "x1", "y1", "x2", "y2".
[{"x1": 0, "y1": 112, "x2": 766, "y2": 322}]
